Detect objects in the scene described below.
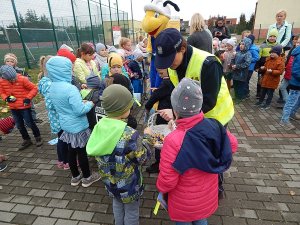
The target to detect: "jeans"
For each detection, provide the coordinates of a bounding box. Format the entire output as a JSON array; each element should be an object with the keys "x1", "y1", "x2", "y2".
[
  {"x1": 11, "y1": 108, "x2": 40, "y2": 140},
  {"x1": 259, "y1": 88, "x2": 275, "y2": 106},
  {"x1": 245, "y1": 70, "x2": 253, "y2": 95},
  {"x1": 175, "y1": 219, "x2": 208, "y2": 225},
  {"x1": 233, "y1": 80, "x2": 247, "y2": 100},
  {"x1": 113, "y1": 198, "x2": 140, "y2": 225},
  {"x1": 281, "y1": 90, "x2": 300, "y2": 123},
  {"x1": 68, "y1": 144, "x2": 90, "y2": 178},
  {"x1": 57, "y1": 131, "x2": 69, "y2": 164},
  {"x1": 31, "y1": 102, "x2": 37, "y2": 121},
  {"x1": 279, "y1": 78, "x2": 290, "y2": 101}
]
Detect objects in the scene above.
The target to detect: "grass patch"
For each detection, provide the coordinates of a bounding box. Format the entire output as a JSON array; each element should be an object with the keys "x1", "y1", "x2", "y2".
[{"x1": 0, "y1": 68, "x2": 42, "y2": 119}]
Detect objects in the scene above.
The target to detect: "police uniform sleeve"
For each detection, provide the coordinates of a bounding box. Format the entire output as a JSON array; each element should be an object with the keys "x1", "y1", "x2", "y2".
[{"x1": 200, "y1": 56, "x2": 222, "y2": 113}]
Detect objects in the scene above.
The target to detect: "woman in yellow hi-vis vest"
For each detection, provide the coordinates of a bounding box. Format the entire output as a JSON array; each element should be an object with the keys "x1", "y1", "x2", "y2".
[{"x1": 154, "y1": 28, "x2": 234, "y2": 125}]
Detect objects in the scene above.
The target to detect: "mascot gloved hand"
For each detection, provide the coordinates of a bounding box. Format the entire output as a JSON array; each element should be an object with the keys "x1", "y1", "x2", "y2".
[{"x1": 142, "y1": 0, "x2": 180, "y2": 89}]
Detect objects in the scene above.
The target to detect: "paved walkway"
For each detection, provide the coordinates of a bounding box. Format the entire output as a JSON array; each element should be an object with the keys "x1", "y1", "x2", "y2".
[{"x1": 1, "y1": 76, "x2": 300, "y2": 225}]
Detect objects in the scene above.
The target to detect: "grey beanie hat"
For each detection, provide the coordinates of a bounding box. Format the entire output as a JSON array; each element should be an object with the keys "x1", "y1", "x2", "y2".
[
  {"x1": 86, "y1": 74, "x2": 101, "y2": 89},
  {"x1": 96, "y1": 43, "x2": 106, "y2": 53},
  {"x1": 171, "y1": 78, "x2": 203, "y2": 118},
  {"x1": 102, "y1": 84, "x2": 134, "y2": 117},
  {"x1": 0, "y1": 65, "x2": 17, "y2": 81}
]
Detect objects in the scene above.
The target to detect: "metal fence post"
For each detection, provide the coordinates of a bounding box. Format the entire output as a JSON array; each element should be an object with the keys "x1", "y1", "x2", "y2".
[
  {"x1": 70, "y1": 0, "x2": 80, "y2": 47},
  {"x1": 257, "y1": 24, "x2": 261, "y2": 43},
  {"x1": 130, "y1": 0, "x2": 135, "y2": 43},
  {"x1": 47, "y1": 0, "x2": 59, "y2": 51},
  {"x1": 11, "y1": 0, "x2": 31, "y2": 68},
  {"x1": 98, "y1": 0, "x2": 106, "y2": 44},
  {"x1": 108, "y1": 0, "x2": 114, "y2": 45},
  {"x1": 87, "y1": 0, "x2": 95, "y2": 45},
  {"x1": 116, "y1": 0, "x2": 120, "y2": 26}
]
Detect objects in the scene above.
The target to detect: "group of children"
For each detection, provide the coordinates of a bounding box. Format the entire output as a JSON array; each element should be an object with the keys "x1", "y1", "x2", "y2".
[
  {"x1": 1, "y1": 27, "x2": 300, "y2": 224},
  {"x1": 213, "y1": 28, "x2": 300, "y2": 130}
]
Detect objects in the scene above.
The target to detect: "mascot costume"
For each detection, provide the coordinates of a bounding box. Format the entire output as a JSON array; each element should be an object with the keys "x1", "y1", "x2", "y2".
[{"x1": 142, "y1": 0, "x2": 180, "y2": 89}]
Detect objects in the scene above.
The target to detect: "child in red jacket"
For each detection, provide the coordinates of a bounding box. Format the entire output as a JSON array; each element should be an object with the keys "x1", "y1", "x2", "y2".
[
  {"x1": 0, "y1": 65, "x2": 42, "y2": 150},
  {"x1": 156, "y1": 78, "x2": 237, "y2": 224}
]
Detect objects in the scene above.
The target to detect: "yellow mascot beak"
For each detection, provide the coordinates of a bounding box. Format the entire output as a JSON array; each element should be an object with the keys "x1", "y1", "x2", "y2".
[{"x1": 142, "y1": 11, "x2": 170, "y2": 38}]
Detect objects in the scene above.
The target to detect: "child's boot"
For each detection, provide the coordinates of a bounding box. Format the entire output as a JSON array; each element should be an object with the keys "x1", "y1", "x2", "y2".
[
  {"x1": 35, "y1": 136, "x2": 43, "y2": 147},
  {"x1": 18, "y1": 139, "x2": 33, "y2": 151}
]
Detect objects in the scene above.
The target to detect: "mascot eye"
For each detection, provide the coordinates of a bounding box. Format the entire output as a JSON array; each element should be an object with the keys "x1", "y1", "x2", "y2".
[{"x1": 154, "y1": 12, "x2": 160, "y2": 18}]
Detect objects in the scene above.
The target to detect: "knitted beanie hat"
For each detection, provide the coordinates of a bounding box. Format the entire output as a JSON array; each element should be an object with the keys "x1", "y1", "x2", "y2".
[
  {"x1": 57, "y1": 49, "x2": 76, "y2": 63},
  {"x1": 101, "y1": 84, "x2": 134, "y2": 117},
  {"x1": 247, "y1": 34, "x2": 255, "y2": 44},
  {"x1": 269, "y1": 28, "x2": 279, "y2": 37},
  {"x1": 226, "y1": 39, "x2": 236, "y2": 47},
  {"x1": 270, "y1": 45, "x2": 282, "y2": 56},
  {"x1": 86, "y1": 74, "x2": 101, "y2": 89},
  {"x1": 108, "y1": 53, "x2": 123, "y2": 68},
  {"x1": 171, "y1": 78, "x2": 203, "y2": 118},
  {"x1": 59, "y1": 44, "x2": 74, "y2": 52},
  {"x1": 96, "y1": 43, "x2": 106, "y2": 53},
  {"x1": 4, "y1": 53, "x2": 18, "y2": 65},
  {"x1": 133, "y1": 48, "x2": 144, "y2": 60},
  {"x1": 0, "y1": 65, "x2": 17, "y2": 81}
]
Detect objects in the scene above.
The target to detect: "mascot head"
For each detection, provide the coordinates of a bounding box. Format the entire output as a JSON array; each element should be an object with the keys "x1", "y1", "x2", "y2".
[{"x1": 142, "y1": 0, "x2": 180, "y2": 38}]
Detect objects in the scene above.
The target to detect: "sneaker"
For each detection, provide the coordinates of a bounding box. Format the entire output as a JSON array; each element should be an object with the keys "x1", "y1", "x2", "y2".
[
  {"x1": 290, "y1": 114, "x2": 300, "y2": 121},
  {"x1": 260, "y1": 104, "x2": 270, "y2": 110},
  {"x1": 57, "y1": 161, "x2": 64, "y2": 169},
  {"x1": 254, "y1": 101, "x2": 262, "y2": 106},
  {"x1": 18, "y1": 139, "x2": 33, "y2": 151},
  {"x1": 35, "y1": 136, "x2": 43, "y2": 147},
  {"x1": 279, "y1": 121, "x2": 296, "y2": 131},
  {"x1": 82, "y1": 173, "x2": 101, "y2": 188},
  {"x1": 0, "y1": 162, "x2": 7, "y2": 172},
  {"x1": 71, "y1": 174, "x2": 82, "y2": 186},
  {"x1": 146, "y1": 162, "x2": 159, "y2": 173},
  {"x1": 63, "y1": 163, "x2": 70, "y2": 170}
]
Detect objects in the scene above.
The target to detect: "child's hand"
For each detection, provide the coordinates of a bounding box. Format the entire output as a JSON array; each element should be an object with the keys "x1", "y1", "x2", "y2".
[
  {"x1": 168, "y1": 120, "x2": 176, "y2": 131},
  {"x1": 144, "y1": 127, "x2": 152, "y2": 135},
  {"x1": 232, "y1": 65, "x2": 237, "y2": 70},
  {"x1": 260, "y1": 66, "x2": 265, "y2": 70},
  {"x1": 81, "y1": 84, "x2": 87, "y2": 89},
  {"x1": 23, "y1": 98, "x2": 31, "y2": 106},
  {"x1": 267, "y1": 69, "x2": 272, "y2": 73}
]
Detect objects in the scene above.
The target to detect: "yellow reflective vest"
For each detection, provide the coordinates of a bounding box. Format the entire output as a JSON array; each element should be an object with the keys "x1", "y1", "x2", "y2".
[{"x1": 168, "y1": 48, "x2": 234, "y2": 125}]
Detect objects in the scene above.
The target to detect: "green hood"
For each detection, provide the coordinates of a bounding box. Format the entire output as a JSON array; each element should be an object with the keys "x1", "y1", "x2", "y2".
[{"x1": 86, "y1": 118, "x2": 127, "y2": 156}]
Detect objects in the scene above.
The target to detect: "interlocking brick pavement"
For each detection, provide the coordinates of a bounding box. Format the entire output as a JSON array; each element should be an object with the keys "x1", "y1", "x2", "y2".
[{"x1": 1, "y1": 75, "x2": 300, "y2": 224}]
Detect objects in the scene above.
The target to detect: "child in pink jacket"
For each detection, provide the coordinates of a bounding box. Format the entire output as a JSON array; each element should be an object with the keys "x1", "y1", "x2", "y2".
[{"x1": 156, "y1": 78, "x2": 238, "y2": 224}]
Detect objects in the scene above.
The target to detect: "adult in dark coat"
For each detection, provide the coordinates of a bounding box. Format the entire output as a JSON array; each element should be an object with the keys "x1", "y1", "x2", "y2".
[{"x1": 212, "y1": 17, "x2": 231, "y2": 42}]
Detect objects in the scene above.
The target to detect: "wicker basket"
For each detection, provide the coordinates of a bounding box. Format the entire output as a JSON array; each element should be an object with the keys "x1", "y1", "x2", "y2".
[{"x1": 147, "y1": 113, "x2": 172, "y2": 148}]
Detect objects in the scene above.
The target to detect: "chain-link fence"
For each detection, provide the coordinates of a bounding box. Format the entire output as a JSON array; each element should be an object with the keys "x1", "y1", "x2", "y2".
[{"x1": 0, "y1": 0, "x2": 132, "y2": 68}]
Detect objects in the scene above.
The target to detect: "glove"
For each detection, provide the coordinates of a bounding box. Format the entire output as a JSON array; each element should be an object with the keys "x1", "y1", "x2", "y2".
[
  {"x1": 5, "y1": 96, "x2": 16, "y2": 103},
  {"x1": 23, "y1": 98, "x2": 31, "y2": 106}
]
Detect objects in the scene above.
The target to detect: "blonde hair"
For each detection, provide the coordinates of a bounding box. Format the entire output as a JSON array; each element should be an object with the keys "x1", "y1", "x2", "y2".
[
  {"x1": 119, "y1": 37, "x2": 131, "y2": 48},
  {"x1": 241, "y1": 30, "x2": 251, "y2": 38},
  {"x1": 38, "y1": 55, "x2": 52, "y2": 80},
  {"x1": 276, "y1": 9, "x2": 287, "y2": 18},
  {"x1": 190, "y1": 13, "x2": 206, "y2": 34}
]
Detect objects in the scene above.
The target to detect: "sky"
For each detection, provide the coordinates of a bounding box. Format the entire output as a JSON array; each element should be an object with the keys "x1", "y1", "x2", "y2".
[{"x1": 118, "y1": 0, "x2": 258, "y2": 21}]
